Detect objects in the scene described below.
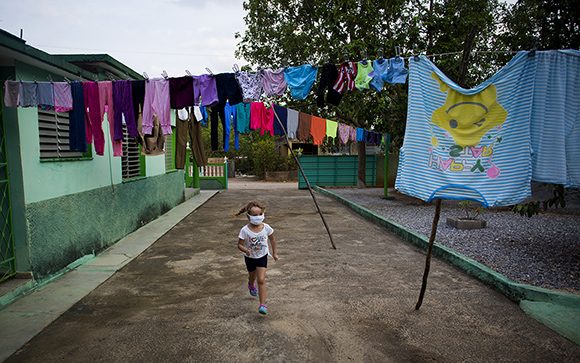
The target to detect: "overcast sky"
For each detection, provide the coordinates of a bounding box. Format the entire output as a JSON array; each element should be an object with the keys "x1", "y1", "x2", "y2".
[{"x1": 0, "y1": 0, "x2": 248, "y2": 77}]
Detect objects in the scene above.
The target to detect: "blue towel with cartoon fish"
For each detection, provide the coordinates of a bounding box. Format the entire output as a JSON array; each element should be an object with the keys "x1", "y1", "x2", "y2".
[{"x1": 395, "y1": 52, "x2": 535, "y2": 207}]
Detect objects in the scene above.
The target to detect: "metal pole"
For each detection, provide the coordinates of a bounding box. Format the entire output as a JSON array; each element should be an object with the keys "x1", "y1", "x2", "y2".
[
  {"x1": 269, "y1": 103, "x2": 336, "y2": 250},
  {"x1": 382, "y1": 133, "x2": 394, "y2": 200}
]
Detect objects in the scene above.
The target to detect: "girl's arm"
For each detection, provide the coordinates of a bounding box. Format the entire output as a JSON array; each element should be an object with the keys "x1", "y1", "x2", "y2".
[
  {"x1": 238, "y1": 238, "x2": 249, "y2": 255},
  {"x1": 269, "y1": 233, "x2": 278, "y2": 261}
]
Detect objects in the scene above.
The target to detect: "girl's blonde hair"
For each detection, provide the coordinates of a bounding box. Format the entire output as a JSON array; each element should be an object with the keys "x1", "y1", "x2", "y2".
[{"x1": 235, "y1": 201, "x2": 266, "y2": 216}]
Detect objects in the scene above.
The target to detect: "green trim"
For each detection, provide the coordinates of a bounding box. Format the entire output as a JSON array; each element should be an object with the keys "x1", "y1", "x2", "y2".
[
  {"x1": 139, "y1": 152, "x2": 146, "y2": 177},
  {"x1": 40, "y1": 156, "x2": 93, "y2": 163},
  {"x1": 122, "y1": 175, "x2": 147, "y2": 184},
  {"x1": 166, "y1": 126, "x2": 176, "y2": 173}
]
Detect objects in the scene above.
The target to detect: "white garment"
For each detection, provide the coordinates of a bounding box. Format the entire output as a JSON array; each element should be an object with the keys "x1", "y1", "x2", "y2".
[{"x1": 238, "y1": 223, "x2": 274, "y2": 259}]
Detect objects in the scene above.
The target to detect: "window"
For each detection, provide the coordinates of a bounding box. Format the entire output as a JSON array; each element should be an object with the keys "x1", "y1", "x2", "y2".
[
  {"x1": 122, "y1": 125, "x2": 142, "y2": 179},
  {"x1": 165, "y1": 129, "x2": 175, "y2": 171},
  {"x1": 38, "y1": 109, "x2": 85, "y2": 159}
]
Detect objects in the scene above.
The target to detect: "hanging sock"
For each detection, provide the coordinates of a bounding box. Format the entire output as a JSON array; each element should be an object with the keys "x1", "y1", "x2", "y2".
[
  {"x1": 4, "y1": 80, "x2": 20, "y2": 107},
  {"x1": 284, "y1": 65, "x2": 318, "y2": 100},
  {"x1": 286, "y1": 108, "x2": 299, "y2": 139}
]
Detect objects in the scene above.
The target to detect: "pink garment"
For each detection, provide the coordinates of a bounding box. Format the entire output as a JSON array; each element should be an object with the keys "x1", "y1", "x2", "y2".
[
  {"x1": 261, "y1": 105, "x2": 274, "y2": 136},
  {"x1": 82, "y1": 82, "x2": 104, "y2": 155},
  {"x1": 143, "y1": 79, "x2": 171, "y2": 136},
  {"x1": 349, "y1": 125, "x2": 357, "y2": 141},
  {"x1": 338, "y1": 123, "x2": 350, "y2": 144},
  {"x1": 98, "y1": 81, "x2": 122, "y2": 157},
  {"x1": 4, "y1": 81, "x2": 20, "y2": 107},
  {"x1": 250, "y1": 102, "x2": 264, "y2": 131},
  {"x1": 53, "y1": 82, "x2": 73, "y2": 112}
]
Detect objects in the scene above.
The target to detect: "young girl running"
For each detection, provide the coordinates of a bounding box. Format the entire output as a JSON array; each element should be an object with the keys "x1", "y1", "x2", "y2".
[{"x1": 236, "y1": 201, "x2": 278, "y2": 315}]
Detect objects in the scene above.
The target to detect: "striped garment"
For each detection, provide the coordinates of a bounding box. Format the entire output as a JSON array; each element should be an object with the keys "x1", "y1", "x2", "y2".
[
  {"x1": 530, "y1": 50, "x2": 580, "y2": 187},
  {"x1": 396, "y1": 52, "x2": 535, "y2": 207},
  {"x1": 332, "y1": 62, "x2": 358, "y2": 94}
]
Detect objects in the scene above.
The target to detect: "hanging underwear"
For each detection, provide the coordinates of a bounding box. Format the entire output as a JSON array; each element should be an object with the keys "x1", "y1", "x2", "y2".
[
  {"x1": 236, "y1": 71, "x2": 263, "y2": 102},
  {"x1": 284, "y1": 65, "x2": 318, "y2": 100},
  {"x1": 261, "y1": 69, "x2": 287, "y2": 97},
  {"x1": 193, "y1": 75, "x2": 219, "y2": 107}
]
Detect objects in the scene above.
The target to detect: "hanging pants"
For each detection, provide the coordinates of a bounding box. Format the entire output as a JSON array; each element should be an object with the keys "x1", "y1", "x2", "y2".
[{"x1": 175, "y1": 110, "x2": 207, "y2": 169}]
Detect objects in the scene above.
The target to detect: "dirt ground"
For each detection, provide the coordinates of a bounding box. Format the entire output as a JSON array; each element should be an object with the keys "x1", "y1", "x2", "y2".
[{"x1": 7, "y1": 185, "x2": 579, "y2": 362}]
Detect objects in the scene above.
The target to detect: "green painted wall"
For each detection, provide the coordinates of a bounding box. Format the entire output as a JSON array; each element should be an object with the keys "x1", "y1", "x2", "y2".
[
  {"x1": 25, "y1": 171, "x2": 185, "y2": 278},
  {"x1": 298, "y1": 155, "x2": 377, "y2": 189}
]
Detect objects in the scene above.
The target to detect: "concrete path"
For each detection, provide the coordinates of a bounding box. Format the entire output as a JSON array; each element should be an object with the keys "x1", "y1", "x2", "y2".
[{"x1": 3, "y1": 186, "x2": 579, "y2": 362}]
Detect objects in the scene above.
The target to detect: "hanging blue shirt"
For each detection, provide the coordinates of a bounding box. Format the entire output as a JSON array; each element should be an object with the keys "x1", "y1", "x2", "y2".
[
  {"x1": 384, "y1": 56, "x2": 408, "y2": 84},
  {"x1": 284, "y1": 65, "x2": 318, "y2": 100},
  {"x1": 356, "y1": 128, "x2": 365, "y2": 142},
  {"x1": 370, "y1": 58, "x2": 389, "y2": 92},
  {"x1": 395, "y1": 52, "x2": 535, "y2": 207}
]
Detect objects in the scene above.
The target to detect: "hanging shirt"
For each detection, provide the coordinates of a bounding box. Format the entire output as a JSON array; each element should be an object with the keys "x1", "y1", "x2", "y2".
[
  {"x1": 356, "y1": 128, "x2": 365, "y2": 142},
  {"x1": 297, "y1": 112, "x2": 312, "y2": 142},
  {"x1": 284, "y1": 65, "x2": 318, "y2": 100},
  {"x1": 395, "y1": 53, "x2": 535, "y2": 207},
  {"x1": 338, "y1": 123, "x2": 350, "y2": 144},
  {"x1": 250, "y1": 102, "x2": 264, "y2": 131},
  {"x1": 261, "y1": 68, "x2": 287, "y2": 97},
  {"x1": 236, "y1": 71, "x2": 263, "y2": 102},
  {"x1": 370, "y1": 58, "x2": 390, "y2": 92},
  {"x1": 326, "y1": 119, "x2": 338, "y2": 139},
  {"x1": 355, "y1": 61, "x2": 373, "y2": 90},
  {"x1": 385, "y1": 56, "x2": 408, "y2": 84},
  {"x1": 286, "y1": 108, "x2": 299, "y2": 139},
  {"x1": 261, "y1": 105, "x2": 275, "y2": 137},
  {"x1": 236, "y1": 102, "x2": 251, "y2": 133},
  {"x1": 273, "y1": 105, "x2": 288, "y2": 136},
  {"x1": 310, "y1": 116, "x2": 327, "y2": 145},
  {"x1": 333, "y1": 62, "x2": 358, "y2": 94}
]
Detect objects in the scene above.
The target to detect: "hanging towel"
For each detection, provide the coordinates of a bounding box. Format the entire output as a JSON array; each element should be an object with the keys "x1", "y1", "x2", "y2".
[
  {"x1": 286, "y1": 108, "x2": 299, "y2": 139},
  {"x1": 326, "y1": 119, "x2": 338, "y2": 139},
  {"x1": 297, "y1": 112, "x2": 312, "y2": 142},
  {"x1": 261, "y1": 69, "x2": 287, "y2": 97},
  {"x1": 284, "y1": 65, "x2": 318, "y2": 100},
  {"x1": 236, "y1": 102, "x2": 251, "y2": 133},
  {"x1": 529, "y1": 50, "x2": 580, "y2": 187},
  {"x1": 273, "y1": 105, "x2": 288, "y2": 136},
  {"x1": 18, "y1": 81, "x2": 38, "y2": 107},
  {"x1": 370, "y1": 58, "x2": 390, "y2": 92},
  {"x1": 355, "y1": 61, "x2": 373, "y2": 90},
  {"x1": 310, "y1": 116, "x2": 327, "y2": 145},
  {"x1": 4, "y1": 81, "x2": 20, "y2": 107},
  {"x1": 37, "y1": 82, "x2": 54, "y2": 109},
  {"x1": 395, "y1": 52, "x2": 535, "y2": 207},
  {"x1": 53, "y1": 82, "x2": 73, "y2": 112}
]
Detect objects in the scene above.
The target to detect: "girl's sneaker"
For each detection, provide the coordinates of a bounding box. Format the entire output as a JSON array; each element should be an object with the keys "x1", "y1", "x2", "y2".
[
  {"x1": 248, "y1": 282, "x2": 258, "y2": 297},
  {"x1": 258, "y1": 304, "x2": 268, "y2": 315}
]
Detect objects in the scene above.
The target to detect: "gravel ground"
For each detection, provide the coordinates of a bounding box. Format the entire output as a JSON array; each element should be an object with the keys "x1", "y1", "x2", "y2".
[{"x1": 329, "y1": 188, "x2": 580, "y2": 292}]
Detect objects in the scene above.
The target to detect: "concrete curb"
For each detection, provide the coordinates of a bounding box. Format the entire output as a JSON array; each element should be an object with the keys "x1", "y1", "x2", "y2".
[{"x1": 314, "y1": 186, "x2": 580, "y2": 308}]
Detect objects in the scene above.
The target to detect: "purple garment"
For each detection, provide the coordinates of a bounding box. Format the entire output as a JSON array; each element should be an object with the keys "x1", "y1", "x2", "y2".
[
  {"x1": 37, "y1": 82, "x2": 54, "y2": 108},
  {"x1": 169, "y1": 76, "x2": 194, "y2": 108},
  {"x1": 143, "y1": 78, "x2": 171, "y2": 135},
  {"x1": 113, "y1": 80, "x2": 136, "y2": 141},
  {"x1": 18, "y1": 81, "x2": 38, "y2": 107},
  {"x1": 349, "y1": 125, "x2": 357, "y2": 141},
  {"x1": 193, "y1": 75, "x2": 218, "y2": 107},
  {"x1": 261, "y1": 68, "x2": 287, "y2": 96},
  {"x1": 4, "y1": 81, "x2": 20, "y2": 107},
  {"x1": 53, "y1": 82, "x2": 73, "y2": 112},
  {"x1": 338, "y1": 123, "x2": 350, "y2": 144}
]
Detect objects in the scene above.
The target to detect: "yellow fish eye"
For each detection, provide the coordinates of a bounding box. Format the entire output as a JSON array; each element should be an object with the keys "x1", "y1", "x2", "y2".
[{"x1": 449, "y1": 119, "x2": 458, "y2": 128}]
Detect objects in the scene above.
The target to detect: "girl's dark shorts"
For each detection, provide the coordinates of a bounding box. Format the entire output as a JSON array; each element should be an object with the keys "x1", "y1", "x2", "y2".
[{"x1": 244, "y1": 255, "x2": 268, "y2": 272}]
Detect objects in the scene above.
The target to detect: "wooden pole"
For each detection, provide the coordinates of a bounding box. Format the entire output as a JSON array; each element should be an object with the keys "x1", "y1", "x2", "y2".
[
  {"x1": 415, "y1": 26, "x2": 478, "y2": 310},
  {"x1": 270, "y1": 103, "x2": 337, "y2": 250}
]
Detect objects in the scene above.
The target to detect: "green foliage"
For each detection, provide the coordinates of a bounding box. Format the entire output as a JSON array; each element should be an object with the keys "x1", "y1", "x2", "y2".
[
  {"x1": 458, "y1": 200, "x2": 482, "y2": 220},
  {"x1": 512, "y1": 185, "x2": 567, "y2": 218}
]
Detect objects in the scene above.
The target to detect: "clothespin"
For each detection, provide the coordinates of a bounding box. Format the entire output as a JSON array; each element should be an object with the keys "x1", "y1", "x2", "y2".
[
  {"x1": 47, "y1": 74, "x2": 53, "y2": 83},
  {"x1": 205, "y1": 67, "x2": 214, "y2": 75},
  {"x1": 232, "y1": 64, "x2": 240, "y2": 73},
  {"x1": 395, "y1": 46, "x2": 401, "y2": 58},
  {"x1": 143, "y1": 72, "x2": 149, "y2": 80},
  {"x1": 161, "y1": 70, "x2": 169, "y2": 79},
  {"x1": 378, "y1": 47, "x2": 384, "y2": 59},
  {"x1": 185, "y1": 70, "x2": 192, "y2": 76},
  {"x1": 343, "y1": 50, "x2": 349, "y2": 63},
  {"x1": 64, "y1": 76, "x2": 71, "y2": 83}
]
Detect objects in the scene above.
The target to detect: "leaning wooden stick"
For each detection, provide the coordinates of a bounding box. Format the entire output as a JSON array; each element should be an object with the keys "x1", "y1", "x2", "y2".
[
  {"x1": 270, "y1": 102, "x2": 337, "y2": 250},
  {"x1": 415, "y1": 198, "x2": 441, "y2": 310}
]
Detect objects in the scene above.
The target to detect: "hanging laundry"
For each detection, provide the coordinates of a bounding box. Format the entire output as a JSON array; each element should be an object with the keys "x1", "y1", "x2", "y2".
[
  {"x1": 68, "y1": 81, "x2": 87, "y2": 153},
  {"x1": 530, "y1": 50, "x2": 580, "y2": 187},
  {"x1": 53, "y1": 82, "x2": 73, "y2": 113},
  {"x1": 249, "y1": 102, "x2": 264, "y2": 131},
  {"x1": 215, "y1": 73, "x2": 243, "y2": 106},
  {"x1": 385, "y1": 56, "x2": 408, "y2": 84},
  {"x1": 396, "y1": 53, "x2": 535, "y2": 207},
  {"x1": 273, "y1": 105, "x2": 288, "y2": 136},
  {"x1": 224, "y1": 101, "x2": 238, "y2": 150},
  {"x1": 83, "y1": 81, "x2": 104, "y2": 154},
  {"x1": 140, "y1": 115, "x2": 165, "y2": 156},
  {"x1": 169, "y1": 76, "x2": 195, "y2": 109},
  {"x1": 261, "y1": 68, "x2": 287, "y2": 97},
  {"x1": 297, "y1": 112, "x2": 312, "y2": 142},
  {"x1": 310, "y1": 116, "x2": 327, "y2": 145},
  {"x1": 131, "y1": 79, "x2": 146, "y2": 120},
  {"x1": 349, "y1": 125, "x2": 357, "y2": 142},
  {"x1": 98, "y1": 81, "x2": 122, "y2": 157},
  {"x1": 370, "y1": 58, "x2": 390, "y2": 92},
  {"x1": 338, "y1": 123, "x2": 351, "y2": 144},
  {"x1": 175, "y1": 109, "x2": 207, "y2": 169},
  {"x1": 193, "y1": 75, "x2": 219, "y2": 107},
  {"x1": 316, "y1": 63, "x2": 342, "y2": 107},
  {"x1": 222, "y1": 102, "x2": 232, "y2": 152},
  {"x1": 3, "y1": 81, "x2": 20, "y2": 107},
  {"x1": 333, "y1": 62, "x2": 358, "y2": 94},
  {"x1": 284, "y1": 65, "x2": 318, "y2": 100},
  {"x1": 326, "y1": 119, "x2": 338, "y2": 139},
  {"x1": 18, "y1": 81, "x2": 38, "y2": 107},
  {"x1": 356, "y1": 128, "x2": 365, "y2": 142},
  {"x1": 286, "y1": 108, "x2": 299, "y2": 139},
  {"x1": 236, "y1": 102, "x2": 251, "y2": 133},
  {"x1": 112, "y1": 80, "x2": 136, "y2": 142},
  {"x1": 37, "y1": 82, "x2": 54, "y2": 109},
  {"x1": 355, "y1": 61, "x2": 373, "y2": 90},
  {"x1": 261, "y1": 104, "x2": 275, "y2": 137},
  {"x1": 209, "y1": 105, "x2": 224, "y2": 151},
  {"x1": 143, "y1": 78, "x2": 171, "y2": 136},
  {"x1": 236, "y1": 71, "x2": 263, "y2": 102}
]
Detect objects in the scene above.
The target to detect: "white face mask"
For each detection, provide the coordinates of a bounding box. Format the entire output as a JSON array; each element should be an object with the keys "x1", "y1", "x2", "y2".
[{"x1": 248, "y1": 213, "x2": 265, "y2": 225}]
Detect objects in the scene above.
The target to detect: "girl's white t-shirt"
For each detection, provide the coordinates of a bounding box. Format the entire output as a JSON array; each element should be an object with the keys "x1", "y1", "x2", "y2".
[{"x1": 238, "y1": 223, "x2": 274, "y2": 259}]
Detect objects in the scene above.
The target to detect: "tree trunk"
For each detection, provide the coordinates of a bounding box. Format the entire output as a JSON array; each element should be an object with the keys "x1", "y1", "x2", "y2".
[{"x1": 357, "y1": 141, "x2": 366, "y2": 187}]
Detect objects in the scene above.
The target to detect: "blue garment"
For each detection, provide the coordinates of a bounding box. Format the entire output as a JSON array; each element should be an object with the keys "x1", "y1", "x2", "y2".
[
  {"x1": 356, "y1": 128, "x2": 364, "y2": 142},
  {"x1": 37, "y1": 82, "x2": 54, "y2": 108},
  {"x1": 395, "y1": 52, "x2": 535, "y2": 207},
  {"x1": 200, "y1": 106, "x2": 208, "y2": 127},
  {"x1": 370, "y1": 58, "x2": 389, "y2": 92},
  {"x1": 273, "y1": 105, "x2": 288, "y2": 136},
  {"x1": 224, "y1": 101, "x2": 238, "y2": 151},
  {"x1": 18, "y1": 81, "x2": 38, "y2": 107},
  {"x1": 236, "y1": 102, "x2": 251, "y2": 133},
  {"x1": 530, "y1": 50, "x2": 580, "y2": 187},
  {"x1": 384, "y1": 56, "x2": 408, "y2": 84},
  {"x1": 284, "y1": 65, "x2": 318, "y2": 100},
  {"x1": 68, "y1": 81, "x2": 87, "y2": 152}
]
